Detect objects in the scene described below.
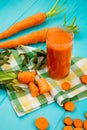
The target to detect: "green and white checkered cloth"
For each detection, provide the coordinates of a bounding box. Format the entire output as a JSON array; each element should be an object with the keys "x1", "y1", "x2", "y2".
[{"x1": 1, "y1": 45, "x2": 87, "y2": 116}]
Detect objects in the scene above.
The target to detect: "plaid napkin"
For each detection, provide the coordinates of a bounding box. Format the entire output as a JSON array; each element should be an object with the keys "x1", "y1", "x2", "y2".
[{"x1": 1, "y1": 45, "x2": 87, "y2": 116}]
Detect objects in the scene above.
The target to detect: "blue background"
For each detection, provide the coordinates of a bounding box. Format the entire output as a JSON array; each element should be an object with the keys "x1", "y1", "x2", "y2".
[{"x1": 0, "y1": 0, "x2": 87, "y2": 130}]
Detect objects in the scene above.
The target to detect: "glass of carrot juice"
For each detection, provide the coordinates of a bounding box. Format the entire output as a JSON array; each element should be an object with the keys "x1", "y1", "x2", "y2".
[{"x1": 46, "y1": 27, "x2": 73, "y2": 80}]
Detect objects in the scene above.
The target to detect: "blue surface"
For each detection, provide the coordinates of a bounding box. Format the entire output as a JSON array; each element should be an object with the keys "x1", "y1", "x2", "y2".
[{"x1": 0, "y1": 0, "x2": 87, "y2": 130}]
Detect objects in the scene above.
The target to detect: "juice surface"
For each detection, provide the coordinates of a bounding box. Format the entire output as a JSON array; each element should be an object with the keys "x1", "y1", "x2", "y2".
[{"x1": 46, "y1": 28, "x2": 73, "y2": 79}]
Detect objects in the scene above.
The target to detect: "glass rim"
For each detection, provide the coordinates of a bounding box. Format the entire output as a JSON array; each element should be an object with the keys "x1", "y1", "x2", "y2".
[{"x1": 46, "y1": 26, "x2": 74, "y2": 46}]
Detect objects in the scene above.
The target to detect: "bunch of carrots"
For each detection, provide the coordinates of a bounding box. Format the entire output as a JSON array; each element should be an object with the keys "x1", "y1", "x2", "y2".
[{"x1": 0, "y1": 0, "x2": 79, "y2": 49}]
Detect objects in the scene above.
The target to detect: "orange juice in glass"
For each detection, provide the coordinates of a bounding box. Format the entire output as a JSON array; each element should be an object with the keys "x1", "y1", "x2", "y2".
[{"x1": 46, "y1": 27, "x2": 73, "y2": 80}]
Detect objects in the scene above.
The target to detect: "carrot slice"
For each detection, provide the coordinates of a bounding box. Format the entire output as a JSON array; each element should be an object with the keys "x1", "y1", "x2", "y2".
[
  {"x1": 36, "y1": 78, "x2": 51, "y2": 94},
  {"x1": 83, "y1": 120, "x2": 87, "y2": 130},
  {"x1": 35, "y1": 117, "x2": 49, "y2": 129},
  {"x1": 80, "y1": 75, "x2": 87, "y2": 84},
  {"x1": 28, "y1": 82, "x2": 40, "y2": 97},
  {"x1": 74, "y1": 128, "x2": 82, "y2": 130},
  {"x1": 61, "y1": 82, "x2": 71, "y2": 91},
  {"x1": 63, "y1": 101, "x2": 75, "y2": 112},
  {"x1": 73, "y1": 119, "x2": 83, "y2": 128},
  {"x1": 64, "y1": 117, "x2": 73, "y2": 126},
  {"x1": 63, "y1": 126, "x2": 73, "y2": 130},
  {"x1": 85, "y1": 112, "x2": 87, "y2": 118}
]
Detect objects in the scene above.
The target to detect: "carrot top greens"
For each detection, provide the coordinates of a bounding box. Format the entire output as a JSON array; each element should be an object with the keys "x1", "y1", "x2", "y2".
[
  {"x1": 46, "y1": 0, "x2": 66, "y2": 17},
  {"x1": 63, "y1": 14, "x2": 79, "y2": 34}
]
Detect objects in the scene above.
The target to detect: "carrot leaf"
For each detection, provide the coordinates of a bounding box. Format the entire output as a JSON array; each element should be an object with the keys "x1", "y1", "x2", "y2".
[
  {"x1": 19, "y1": 49, "x2": 46, "y2": 70},
  {"x1": 0, "y1": 50, "x2": 11, "y2": 66}
]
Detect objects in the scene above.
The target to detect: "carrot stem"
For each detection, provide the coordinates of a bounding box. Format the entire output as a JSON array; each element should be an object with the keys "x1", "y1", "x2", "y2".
[{"x1": 46, "y1": 0, "x2": 66, "y2": 17}]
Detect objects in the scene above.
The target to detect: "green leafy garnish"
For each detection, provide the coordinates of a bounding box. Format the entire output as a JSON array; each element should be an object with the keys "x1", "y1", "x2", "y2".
[
  {"x1": 19, "y1": 53, "x2": 29, "y2": 67},
  {"x1": 0, "y1": 50, "x2": 11, "y2": 66},
  {"x1": 32, "y1": 49, "x2": 47, "y2": 70},
  {"x1": 19, "y1": 49, "x2": 47, "y2": 70},
  {"x1": 63, "y1": 14, "x2": 79, "y2": 34}
]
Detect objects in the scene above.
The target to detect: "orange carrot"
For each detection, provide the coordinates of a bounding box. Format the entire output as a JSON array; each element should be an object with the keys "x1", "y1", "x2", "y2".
[
  {"x1": 63, "y1": 101, "x2": 75, "y2": 112},
  {"x1": 63, "y1": 126, "x2": 73, "y2": 130},
  {"x1": 80, "y1": 75, "x2": 87, "y2": 84},
  {"x1": 18, "y1": 71, "x2": 36, "y2": 84},
  {"x1": 61, "y1": 82, "x2": 71, "y2": 91},
  {"x1": 73, "y1": 119, "x2": 83, "y2": 128},
  {"x1": 0, "y1": 0, "x2": 65, "y2": 39},
  {"x1": 64, "y1": 116, "x2": 73, "y2": 126},
  {"x1": 35, "y1": 117, "x2": 49, "y2": 129},
  {"x1": 36, "y1": 78, "x2": 51, "y2": 94},
  {"x1": 28, "y1": 82, "x2": 39, "y2": 97},
  {"x1": 83, "y1": 120, "x2": 87, "y2": 130},
  {"x1": 0, "y1": 28, "x2": 48, "y2": 49}
]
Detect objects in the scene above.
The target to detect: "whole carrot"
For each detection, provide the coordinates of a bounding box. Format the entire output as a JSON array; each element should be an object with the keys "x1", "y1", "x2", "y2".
[
  {"x1": 0, "y1": 28, "x2": 48, "y2": 48},
  {"x1": 0, "y1": 0, "x2": 66, "y2": 39}
]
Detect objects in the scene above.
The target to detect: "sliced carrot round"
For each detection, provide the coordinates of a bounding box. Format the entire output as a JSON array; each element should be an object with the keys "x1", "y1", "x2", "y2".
[
  {"x1": 63, "y1": 101, "x2": 75, "y2": 112},
  {"x1": 83, "y1": 120, "x2": 87, "y2": 130},
  {"x1": 61, "y1": 82, "x2": 71, "y2": 91},
  {"x1": 80, "y1": 75, "x2": 87, "y2": 84},
  {"x1": 74, "y1": 128, "x2": 82, "y2": 130},
  {"x1": 85, "y1": 112, "x2": 87, "y2": 118},
  {"x1": 73, "y1": 119, "x2": 83, "y2": 128},
  {"x1": 35, "y1": 117, "x2": 49, "y2": 129},
  {"x1": 64, "y1": 116, "x2": 73, "y2": 126},
  {"x1": 63, "y1": 126, "x2": 73, "y2": 130}
]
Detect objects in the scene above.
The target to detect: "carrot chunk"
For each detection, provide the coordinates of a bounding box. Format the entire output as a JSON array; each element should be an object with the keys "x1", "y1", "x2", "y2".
[
  {"x1": 63, "y1": 101, "x2": 75, "y2": 112},
  {"x1": 36, "y1": 78, "x2": 51, "y2": 94},
  {"x1": 73, "y1": 119, "x2": 83, "y2": 128},
  {"x1": 61, "y1": 82, "x2": 71, "y2": 91},
  {"x1": 35, "y1": 117, "x2": 49, "y2": 129},
  {"x1": 18, "y1": 71, "x2": 36, "y2": 84},
  {"x1": 28, "y1": 82, "x2": 40, "y2": 97},
  {"x1": 64, "y1": 117, "x2": 73, "y2": 126}
]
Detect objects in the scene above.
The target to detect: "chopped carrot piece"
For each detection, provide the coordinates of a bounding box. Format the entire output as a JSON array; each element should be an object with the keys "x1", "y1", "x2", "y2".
[
  {"x1": 85, "y1": 112, "x2": 87, "y2": 118},
  {"x1": 64, "y1": 117, "x2": 73, "y2": 126},
  {"x1": 73, "y1": 119, "x2": 83, "y2": 128},
  {"x1": 80, "y1": 75, "x2": 87, "y2": 84},
  {"x1": 61, "y1": 82, "x2": 71, "y2": 91},
  {"x1": 35, "y1": 117, "x2": 49, "y2": 129},
  {"x1": 74, "y1": 128, "x2": 82, "y2": 130},
  {"x1": 63, "y1": 126, "x2": 73, "y2": 130},
  {"x1": 83, "y1": 120, "x2": 87, "y2": 130},
  {"x1": 28, "y1": 82, "x2": 40, "y2": 97},
  {"x1": 36, "y1": 78, "x2": 51, "y2": 94},
  {"x1": 18, "y1": 71, "x2": 36, "y2": 84},
  {"x1": 63, "y1": 101, "x2": 75, "y2": 112}
]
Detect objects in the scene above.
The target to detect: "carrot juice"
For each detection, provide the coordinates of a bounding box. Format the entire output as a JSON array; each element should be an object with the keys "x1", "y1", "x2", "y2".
[{"x1": 46, "y1": 27, "x2": 73, "y2": 79}]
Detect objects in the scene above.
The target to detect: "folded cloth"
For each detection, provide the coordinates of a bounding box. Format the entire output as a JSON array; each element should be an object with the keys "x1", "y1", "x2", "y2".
[
  {"x1": 38, "y1": 56, "x2": 87, "y2": 106},
  {"x1": 0, "y1": 45, "x2": 87, "y2": 116}
]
